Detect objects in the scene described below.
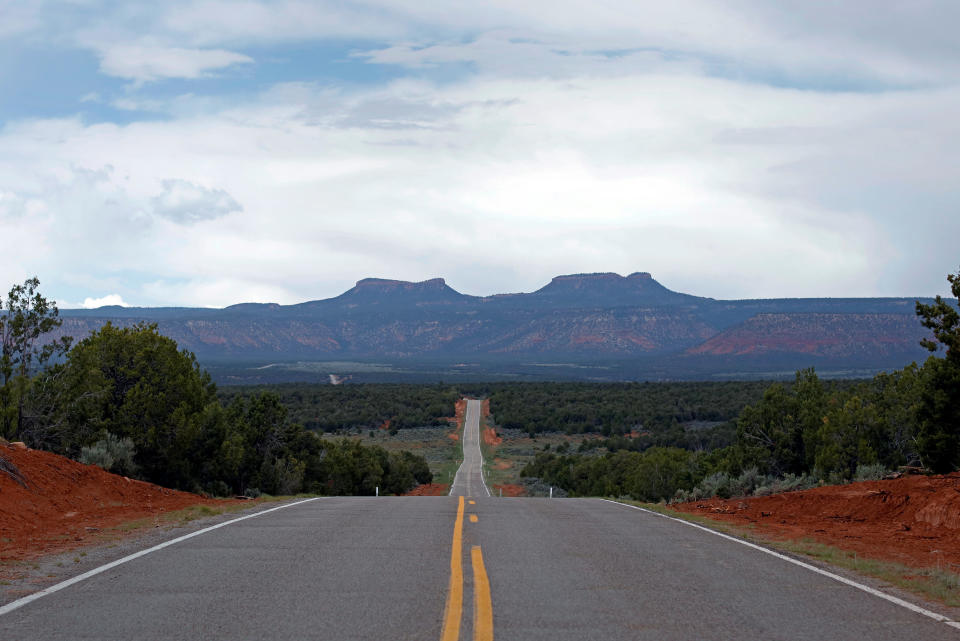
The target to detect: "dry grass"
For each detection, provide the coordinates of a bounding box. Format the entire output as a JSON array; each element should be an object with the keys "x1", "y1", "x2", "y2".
[
  {"x1": 110, "y1": 494, "x2": 312, "y2": 534},
  {"x1": 480, "y1": 421, "x2": 598, "y2": 487}
]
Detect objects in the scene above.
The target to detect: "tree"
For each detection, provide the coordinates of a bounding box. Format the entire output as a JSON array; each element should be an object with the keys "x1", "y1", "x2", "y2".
[
  {"x1": 625, "y1": 447, "x2": 695, "y2": 502},
  {"x1": 917, "y1": 269, "x2": 960, "y2": 359},
  {"x1": 914, "y1": 267, "x2": 960, "y2": 472},
  {"x1": 736, "y1": 383, "x2": 801, "y2": 476},
  {"x1": 814, "y1": 394, "x2": 880, "y2": 479},
  {"x1": 0, "y1": 277, "x2": 71, "y2": 438},
  {"x1": 54, "y1": 322, "x2": 221, "y2": 490}
]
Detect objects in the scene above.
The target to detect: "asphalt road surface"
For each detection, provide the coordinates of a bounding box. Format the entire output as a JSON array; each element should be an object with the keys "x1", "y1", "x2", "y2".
[
  {"x1": 449, "y1": 399, "x2": 490, "y2": 498},
  {"x1": 3, "y1": 402, "x2": 959, "y2": 639}
]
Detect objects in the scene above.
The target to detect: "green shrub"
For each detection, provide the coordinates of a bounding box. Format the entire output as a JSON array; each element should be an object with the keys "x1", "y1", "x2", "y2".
[
  {"x1": 79, "y1": 433, "x2": 138, "y2": 476},
  {"x1": 854, "y1": 463, "x2": 888, "y2": 482}
]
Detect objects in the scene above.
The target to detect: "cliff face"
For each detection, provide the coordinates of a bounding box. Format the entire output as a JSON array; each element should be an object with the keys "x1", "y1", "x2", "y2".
[
  {"x1": 686, "y1": 313, "x2": 925, "y2": 358},
  {"x1": 54, "y1": 273, "x2": 933, "y2": 373}
]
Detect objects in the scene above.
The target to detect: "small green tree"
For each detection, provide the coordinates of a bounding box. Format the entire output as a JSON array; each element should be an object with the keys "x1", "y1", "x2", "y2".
[
  {"x1": 626, "y1": 447, "x2": 695, "y2": 502},
  {"x1": 0, "y1": 277, "x2": 72, "y2": 439},
  {"x1": 814, "y1": 394, "x2": 880, "y2": 479},
  {"x1": 917, "y1": 269, "x2": 960, "y2": 358},
  {"x1": 914, "y1": 268, "x2": 960, "y2": 472}
]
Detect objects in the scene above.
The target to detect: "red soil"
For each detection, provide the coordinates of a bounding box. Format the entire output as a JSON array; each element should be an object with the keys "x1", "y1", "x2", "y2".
[
  {"x1": 0, "y1": 443, "x2": 232, "y2": 562},
  {"x1": 492, "y1": 484, "x2": 526, "y2": 497},
  {"x1": 402, "y1": 483, "x2": 450, "y2": 496},
  {"x1": 482, "y1": 427, "x2": 502, "y2": 447},
  {"x1": 444, "y1": 399, "x2": 468, "y2": 441},
  {"x1": 379, "y1": 419, "x2": 391, "y2": 431},
  {"x1": 481, "y1": 399, "x2": 490, "y2": 418},
  {"x1": 671, "y1": 473, "x2": 960, "y2": 571},
  {"x1": 450, "y1": 399, "x2": 467, "y2": 424}
]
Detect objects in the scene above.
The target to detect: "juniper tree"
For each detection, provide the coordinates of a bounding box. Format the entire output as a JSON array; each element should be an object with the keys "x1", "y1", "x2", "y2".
[
  {"x1": 914, "y1": 268, "x2": 960, "y2": 472},
  {"x1": 0, "y1": 277, "x2": 72, "y2": 439}
]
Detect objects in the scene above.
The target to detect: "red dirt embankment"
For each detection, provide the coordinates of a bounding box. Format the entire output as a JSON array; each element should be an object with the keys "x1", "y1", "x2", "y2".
[
  {"x1": 0, "y1": 444, "x2": 230, "y2": 562},
  {"x1": 492, "y1": 484, "x2": 525, "y2": 497},
  {"x1": 451, "y1": 399, "x2": 467, "y2": 424},
  {"x1": 482, "y1": 427, "x2": 502, "y2": 447},
  {"x1": 446, "y1": 399, "x2": 469, "y2": 441},
  {"x1": 401, "y1": 483, "x2": 450, "y2": 496},
  {"x1": 478, "y1": 398, "x2": 499, "y2": 446},
  {"x1": 671, "y1": 473, "x2": 960, "y2": 570}
]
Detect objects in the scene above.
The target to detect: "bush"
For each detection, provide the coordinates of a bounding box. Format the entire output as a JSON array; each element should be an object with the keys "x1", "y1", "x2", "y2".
[
  {"x1": 699, "y1": 472, "x2": 732, "y2": 499},
  {"x1": 260, "y1": 456, "x2": 306, "y2": 495},
  {"x1": 854, "y1": 463, "x2": 888, "y2": 482},
  {"x1": 79, "y1": 433, "x2": 138, "y2": 476},
  {"x1": 729, "y1": 467, "x2": 762, "y2": 497},
  {"x1": 674, "y1": 467, "x2": 768, "y2": 502},
  {"x1": 206, "y1": 480, "x2": 231, "y2": 497},
  {"x1": 520, "y1": 477, "x2": 568, "y2": 497},
  {"x1": 754, "y1": 473, "x2": 818, "y2": 497}
]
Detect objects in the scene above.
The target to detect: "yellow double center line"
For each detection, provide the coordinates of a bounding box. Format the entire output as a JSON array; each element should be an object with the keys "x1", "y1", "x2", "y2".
[
  {"x1": 441, "y1": 496, "x2": 493, "y2": 641},
  {"x1": 441, "y1": 497, "x2": 465, "y2": 641},
  {"x1": 471, "y1": 545, "x2": 493, "y2": 640}
]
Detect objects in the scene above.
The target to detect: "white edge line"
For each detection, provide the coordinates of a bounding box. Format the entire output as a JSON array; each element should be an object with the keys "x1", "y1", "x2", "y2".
[
  {"x1": 450, "y1": 399, "x2": 491, "y2": 497},
  {"x1": 449, "y1": 402, "x2": 467, "y2": 497},
  {"x1": 475, "y1": 400, "x2": 491, "y2": 498},
  {"x1": 0, "y1": 497, "x2": 321, "y2": 617},
  {"x1": 599, "y1": 499, "x2": 960, "y2": 629}
]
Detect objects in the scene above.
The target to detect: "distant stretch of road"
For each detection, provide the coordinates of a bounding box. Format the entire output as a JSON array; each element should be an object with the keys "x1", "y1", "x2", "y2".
[
  {"x1": 449, "y1": 398, "x2": 490, "y2": 498},
  {"x1": 3, "y1": 401, "x2": 959, "y2": 639}
]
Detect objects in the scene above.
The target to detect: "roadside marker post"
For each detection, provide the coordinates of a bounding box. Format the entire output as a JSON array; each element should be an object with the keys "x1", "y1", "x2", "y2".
[
  {"x1": 549, "y1": 487, "x2": 553, "y2": 499},
  {"x1": 375, "y1": 486, "x2": 379, "y2": 497}
]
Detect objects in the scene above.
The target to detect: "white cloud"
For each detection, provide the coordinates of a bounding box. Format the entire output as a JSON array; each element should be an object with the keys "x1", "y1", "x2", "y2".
[
  {"x1": 10, "y1": 2, "x2": 960, "y2": 88},
  {"x1": 2, "y1": 2, "x2": 960, "y2": 306},
  {"x1": 152, "y1": 178, "x2": 242, "y2": 223},
  {"x1": 80, "y1": 294, "x2": 129, "y2": 309},
  {"x1": 96, "y1": 44, "x2": 253, "y2": 82},
  {"x1": 6, "y1": 68, "x2": 950, "y2": 305},
  {"x1": 145, "y1": 1, "x2": 960, "y2": 88}
]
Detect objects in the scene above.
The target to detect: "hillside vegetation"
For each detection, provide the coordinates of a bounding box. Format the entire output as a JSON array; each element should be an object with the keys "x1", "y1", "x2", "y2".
[
  {"x1": 520, "y1": 269, "x2": 960, "y2": 501},
  {"x1": 0, "y1": 280, "x2": 432, "y2": 497},
  {"x1": 3, "y1": 268, "x2": 958, "y2": 504},
  {"x1": 219, "y1": 383, "x2": 460, "y2": 432}
]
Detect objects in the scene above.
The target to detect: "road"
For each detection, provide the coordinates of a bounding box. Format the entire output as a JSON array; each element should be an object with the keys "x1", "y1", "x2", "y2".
[
  {"x1": 3, "y1": 400, "x2": 960, "y2": 639},
  {"x1": 449, "y1": 399, "x2": 490, "y2": 498}
]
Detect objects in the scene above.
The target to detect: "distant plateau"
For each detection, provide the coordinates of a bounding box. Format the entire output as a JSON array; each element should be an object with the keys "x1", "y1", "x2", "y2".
[{"x1": 54, "y1": 272, "x2": 937, "y2": 383}]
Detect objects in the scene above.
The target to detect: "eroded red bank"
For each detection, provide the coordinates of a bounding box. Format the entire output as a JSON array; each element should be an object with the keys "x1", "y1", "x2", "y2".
[
  {"x1": 15, "y1": 437, "x2": 957, "y2": 574},
  {"x1": 670, "y1": 473, "x2": 960, "y2": 570},
  {"x1": 0, "y1": 443, "x2": 233, "y2": 563}
]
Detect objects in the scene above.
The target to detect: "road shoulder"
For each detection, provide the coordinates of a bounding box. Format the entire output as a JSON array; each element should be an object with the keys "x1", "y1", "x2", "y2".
[
  {"x1": 0, "y1": 497, "x2": 312, "y2": 607},
  {"x1": 606, "y1": 498, "x2": 960, "y2": 623}
]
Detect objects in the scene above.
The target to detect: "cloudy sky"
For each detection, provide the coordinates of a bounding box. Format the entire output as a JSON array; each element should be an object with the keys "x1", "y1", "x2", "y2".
[{"x1": 1, "y1": 1, "x2": 958, "y2": 308}]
